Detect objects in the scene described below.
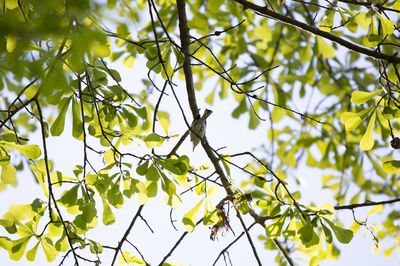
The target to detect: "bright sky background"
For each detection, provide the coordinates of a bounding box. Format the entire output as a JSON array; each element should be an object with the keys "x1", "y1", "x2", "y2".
[{"x1": 1, "y1": 2, "x2": 400, "y2": 265}]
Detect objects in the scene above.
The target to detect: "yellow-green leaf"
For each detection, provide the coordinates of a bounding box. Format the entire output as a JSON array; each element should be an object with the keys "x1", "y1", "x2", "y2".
[
  {"x1": 30, "y1": 159, "x2": 50, "y2": 198},
  {"x1": 354, "y1": 12, "x2": 371, "y2": 30},
  {"x1": 8, "y1": 204, "x2": 35, "y2": 221},
  {"x1": 316, "y1": 37, "x2": 334, "y2": 58},
  {"x1": 205, "y1": 88, "x2": 215, "y2": 104},
  {"x1": 341, "y1": 114, "x2": 362, "y2": 131},
  {"x1": 368, "y1": 16, "x2": 379, "y2": 46},
  {"x1": 10, "y1": 237, "x2": 30, "y2": 260},
  {"x1": 319, "y1": 11, "x2": 335, "y2": 32},
  {"x1": 50, "y1": 97, "x2": 72, "y2": 136},
  {"x1": 376, "y1": 12, "x2": 394, "y2": 35},
  {"x1": 143, "y1": 133, "x2": 164, "y2": 149},
  {"x1": 1, "y1": 164, "x2": 17, "y2": 186},
  {"x1": 382, "y1": 160, "x2": 400, "y2": 174},
  {"x1": 41, "y1": 237, "x2": 58, "y2": 262},
  {"x1": 206, "y1": 184, "x2": 219, "y2": 197},
  {"x1": 299, "y1": 41, "x2": 311, "y2": 62},
  {"x1": 350, "y1": 89, "x2": 382, "y2": 104},
  {"x1": 6, "y1": 35, "x2": 17, "y2": 53},
  {"x1": 394, "y1": 1, "x2": 400, "y2": 15},
  {"x1": 324, "y1": 219, "x2": 354, "y2": 244},
  {"x1": 26, "y1": 242, "x2": 39, "y2": 262},
  {"x1": 91, "y1": 40, "x2": 111, "y2": 58},
  {"x1": 157, "y1": 112, "x2": 169, "y2": 134},
  {"x1": 317, "y1": 203, "x2": 335, "y2": 221},
  {"x1": 265, "y1": 208, "x2": 289, "y2": 238},
  {"x1": 366, "y1": 204, "x2": 383, "y2": 217},
  {"x1": 122, "y1": 56, "x2": 135, "y2": 69},
  {"x1": 101, "y1": 198, "x2": 115, "y2": 225},
  {"x1": 182, "y1": 199, "x2": 204, "y2": 232},
  {"x1": 0, "y1": 141, "x2": 42, "y2": 159},
  {"x1": 359, "y1": 111, "x2": 376, "y2": 151},
  {"x1": 203, "y1": 199, "x2": 219, "y2": 225}
]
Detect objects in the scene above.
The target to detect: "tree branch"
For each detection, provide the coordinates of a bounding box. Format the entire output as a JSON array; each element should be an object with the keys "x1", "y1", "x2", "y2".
[
  {"x1": 334, "y1": 197, "x2": 400, "y2": 210},
  {"x1": 110, "y1": 205, "x2": 144, "y2": 266},
  {"x1": 176, "y1": 0, "x2": 198, "y2": 118},
  {"x1": 158, "y1": 218, "x2": 203, "y2": 265},
  {"x1": 231, "y1": 0, "x2": 400, "y2": 64}
]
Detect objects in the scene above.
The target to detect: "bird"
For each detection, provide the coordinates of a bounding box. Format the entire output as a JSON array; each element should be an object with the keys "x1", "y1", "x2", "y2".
[{"x1": 190, "y1": 109, "x2": 212, "y2": 150}]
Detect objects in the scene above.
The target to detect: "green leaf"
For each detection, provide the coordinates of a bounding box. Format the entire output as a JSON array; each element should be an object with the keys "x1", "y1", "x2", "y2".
[
  {"x1": 299, "y1": 41, "x2": 311, "y2": 62},
  {"x1": 146, "y1": 180, "x2": 158, "y2": 198},
  {"x1": 354, "y1": 12, "x2": 371, "y2": 30},
  {"x1": 50, "y1": 96, "x2": 72, "y2": 136},
  {"x1": 316, "y1": 37, "x2": 334, "y2": 58},
  {"x1": 26, "y1": 242, "x2": 39, "y2": 261},
  {"x1": 51, "y1": 171, "x2": 75, "y2": 187},
  {"x1": 30, "y1": 160, "x2": 50, "y2": 198},
  {"x1": 59, "y1": 185, "x2": 79, "y2": 206},
  {"x1": 145, "y1": 165, "x2": 160, "y2": 181},
  {"x1": 381, "y1": 107, "x2": 400, "y2": 120},
  {"x1": 6, "y1": 35, "x2": 17, "y2": 53},
  {"x1": 82, "y1": 202, "x2": 97, "y2": 224},
  {"x1": 394, "y1": 1, "x2": 400, "y2": 15},
  {"x1": 182, "y1": 199, "x2": 204, "y2": 232},
  {"x1": 41, "y1": 237, "x2": 58, "y2": 262},
  {"x1": 157, "y1": 157, "x2": 189, "y2": 175},
  {"x1": 376, "y1": 12, "x2": 394, "y2": 35},
  {"x1": 321, "y1": 222, "x2": 333, "y2": 244},
  {"x1": 0, "y1": 148, "x2": 10, "y2": 166},
  {"x1": 107, "y1": 181, "x2": 124, "y2": 208},
  {"x1": 89, "y1": 239, "x2": 103, "y2": 254},
  {"x1": 157, "y1": 111, "x2": 169, "y2": 134},
  {"x1": 350, "y1": 90, "x2": 381, "y2": 104},
  {"x1": 341, "y1": 114, "x2": 362, "y2": 131},
  {"x1": 136, "y1": 160, "x2": 149, "y2": 176},
  {"x1": 319, "y1": 11, "x2": 335, "y2": 32},
  {"x1": 203, "y1": 199, "x2": 219, "y2": 225},
  {"x1": 8, "y1": 204, "x2": 35, "y2": 221},
  {"x1": 71, "y1": 98, "x2": 83, "y2": 140},
  {"x1": 118, "y1": 251, "x2": 146, "y2": 265},
  {"x1": 366, "y1": 204, "x2": 383, "y2": 218},
  {"x1": 101, "y1": 197, "x2": 115, "y2": 225},
  {"x1": 340, "y1": 108, "x2": 373, "y2": 131},
  {"x1": 359, "y1": 111, "x2": 376, "y2": 151},
  {"x1": 368, "y1": 16, "x2": 379, "y2": 46},
  {"x1": 298, "y1": 224, "x2": 314, "y2": 243},
  {"x1": 123, "y1": 108, "x2": 138, "y2": 128},
  {"x1": 143, "y1": 133, "x2": 164, "y2": 149},
  {"x1": 265, "y1": 208, "x2": 289, "y2": 238},
  {"x1": 205, "y1": 88, "x2": 215, "y2": 105},
  {"x1": 323, "y1": 219, "x2": 354, "y2": 244},
  {"x1": 161, "y1": 173, "x2": 181, "y2": 209},
  {"x1": 1, "y1": 163, "x2": 17, "y2": 186},
  {"x1": 0, "y1": 141, "x2": 42, "y2": 159},
  {"x1": 10, "y1": 237, "x2": 31, "y2": 260},
  {"x1": 382, "y1": 160, "x2": 400, "y2": 174}
]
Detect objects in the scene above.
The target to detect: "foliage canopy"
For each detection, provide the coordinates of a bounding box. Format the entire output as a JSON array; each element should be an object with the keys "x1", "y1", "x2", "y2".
[{"x1": 1, "y1": 0, "x2": 400, "y2": 265}]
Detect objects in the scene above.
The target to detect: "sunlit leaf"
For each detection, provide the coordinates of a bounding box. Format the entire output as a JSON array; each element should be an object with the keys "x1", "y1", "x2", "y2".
[
  {"x1": 382, "y1": 160, "x2": 400, "y2": 174},
  {"x1": 101, "y1": 197, "x2": 115, "y2": 225},
  {"x1": 319, "y1": 11, "x2": 334, "y2": 32},
  {"x1": 183, "y1": 199, "x2": 204, "y2": 232},
  {"x1": 50, "y1": 96, "x2": 72, "y2": 136},
  {"x1": 1, "y1": 164, "x2": 17, "y2": 186},
  {"x1": 316, "y1": 37, "x2": 334, "y2": 58},
  {"x1": 323, "y1": 219, "x2": 353, "y2": 244},
  {"x1": 350, "y1": 90, "x2": 382, "y2": 104},
  {"x1": 376, "y1": 12, "x2": 394, "y2": 35},
  {"x1": 359, "y1": 111, "x2": 376, "y2": 151}
]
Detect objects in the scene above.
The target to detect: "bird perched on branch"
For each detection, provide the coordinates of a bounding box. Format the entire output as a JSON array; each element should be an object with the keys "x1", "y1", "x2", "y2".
[{"x1": 190, "y1": 109, "x2": 212, "y2": 150}]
